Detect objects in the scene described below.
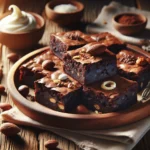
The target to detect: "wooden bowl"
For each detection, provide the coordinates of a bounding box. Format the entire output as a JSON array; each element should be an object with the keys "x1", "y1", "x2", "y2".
[
  {"x1": 7, "y1": 46, "x2": 150, "y2": 130},
  {"x1": 112, "y1": 13, "x2": 147, "y2": 35},
  {"x1": 0, "y1": 12, "x2": 45, "y2": 51},
  {"x1": 45, "y1": 0, "x2": 84, "y2": 26}
]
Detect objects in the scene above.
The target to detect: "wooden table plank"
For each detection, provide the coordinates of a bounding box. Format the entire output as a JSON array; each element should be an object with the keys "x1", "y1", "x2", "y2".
[
  {"x1": 39, "y1": 131, "x2": 80, "y2": 150},
  {"x1": 0, "y1": 46, "x2": 39, "y2": 150},
  {"x1": 0, "y1": 0, "x2": 149, "y2": 150},
  {"x1": 0, "y1": 1, "x2": 48, "y2": 150},
  {"x1": 0, "y1": 128, "x2": 38, "y2": 150}
]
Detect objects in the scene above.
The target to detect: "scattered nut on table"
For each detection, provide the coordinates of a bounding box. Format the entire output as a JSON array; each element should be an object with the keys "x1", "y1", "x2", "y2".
[
  {"x1": 7, "y1": 53, "x2": 19, "y2": 62},
  {"x1": 44, "y1": 139, "x2": 59, "y2": 149},
  {"x1": 0, "y1": 123, "x2": 20, "y2": 136},
  {"x1": 0, "y1": 103, "x2": 12, "y2": 111},
  {"x1": 0, "y1": 84, "x2": 5, "y2": 93},
  {"x1": 18, "y1": 85, "x2": 29, "y2": 97}
]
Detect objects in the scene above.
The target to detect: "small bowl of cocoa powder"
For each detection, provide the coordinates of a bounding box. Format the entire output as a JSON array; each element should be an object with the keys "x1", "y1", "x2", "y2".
[{"x1": 112, "y1": 13, "x2": 147, "y2": 35}]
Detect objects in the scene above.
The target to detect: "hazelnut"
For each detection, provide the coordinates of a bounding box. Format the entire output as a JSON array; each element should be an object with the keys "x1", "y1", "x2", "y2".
[
  {"x1": 136, "y1": 57, "x2": 147, "y2": 66},
  {"x1": 42, "y1": 60, "x2": 55, "y2": 71},
  {"x1": 18, "y1": 85, "x2": 29, "y2": 97}
]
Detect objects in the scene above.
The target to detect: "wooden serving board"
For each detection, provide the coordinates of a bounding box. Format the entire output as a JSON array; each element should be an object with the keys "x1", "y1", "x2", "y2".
[{"x1": 7, "y1": 46, "x2": 150, "y2": 130}]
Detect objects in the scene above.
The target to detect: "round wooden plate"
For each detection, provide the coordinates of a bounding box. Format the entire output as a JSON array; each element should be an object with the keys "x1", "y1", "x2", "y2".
[{"x1": 7, "y1": 46, "x2": 150, "y2": 130}]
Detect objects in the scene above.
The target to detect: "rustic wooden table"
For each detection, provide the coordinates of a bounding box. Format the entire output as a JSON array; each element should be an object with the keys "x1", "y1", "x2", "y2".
[{"x1": 0, "y1": 0, "x2": 150, "y2": 150}]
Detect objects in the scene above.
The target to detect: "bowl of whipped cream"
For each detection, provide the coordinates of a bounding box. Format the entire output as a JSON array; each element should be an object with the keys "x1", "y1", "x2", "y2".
[
  {"x1": 0, "y1": 5, "x2": 45, "y2": 50},
  {"x1": 45, "y1": 0, "x2": 84, "y2": 26}
]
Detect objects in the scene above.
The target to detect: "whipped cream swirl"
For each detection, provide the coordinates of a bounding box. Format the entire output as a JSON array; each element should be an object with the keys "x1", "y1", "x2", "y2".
[{"x1": 0, "y1": 5, "x2": 37, "y2": 33}]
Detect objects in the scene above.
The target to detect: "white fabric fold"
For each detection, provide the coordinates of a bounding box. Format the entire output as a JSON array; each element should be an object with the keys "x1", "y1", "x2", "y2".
[
  {"x1": 86, "y1": 2, "x2": 150, "y2": 45},
  {"x1": 1, "y1": 107, "x2": 150, "y2": 150}
]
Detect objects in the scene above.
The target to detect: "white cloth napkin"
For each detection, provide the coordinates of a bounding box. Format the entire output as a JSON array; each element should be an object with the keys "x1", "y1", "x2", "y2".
[
  {"x1": 1, "y1": 107, "x2": 150, "y2": 150},
  {"x1": 86, "y1": 1, "x2": 150, "y2": 47}
]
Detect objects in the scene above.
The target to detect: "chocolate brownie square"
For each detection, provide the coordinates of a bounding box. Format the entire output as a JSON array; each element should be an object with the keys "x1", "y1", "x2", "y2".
[
  {"x1": 19, "y1": 50, "x2": 63, "y2": 87},
  {"x1": 91, "y1": 32, "x2": 125, "y2": 53},
  {"x1": 117, "y1": 50, "x2": 150, "y2": 90},
  {"x1": 50, "y1": 30, "x2": 95, "y2": 59},
  {"x1": 35, "y1": 70, "x2": 82, "y2": 112},
  {"x1": 83, "y1": 75, "x2": 138, "y2": 113},
  {"x1": 63, "y1": 42, "x2": 117, "y2": 85}
]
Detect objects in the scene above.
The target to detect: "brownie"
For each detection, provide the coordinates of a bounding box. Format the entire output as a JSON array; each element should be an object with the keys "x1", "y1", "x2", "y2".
[
  {"x1": 117, "y1": 50, "x2": 150, "y2": 90},
  {"x1": 34, "y1": 70, "x2": 82, "y2": 112},
  {"x1": 50, "y1": 30, "x2": 94, "y2": 59},
  {"x1": 82, "y1": 75, "x2": 138, "y2": 113},
  {"x1": 19, "y1": 50, "x2": 63, "y2": 87},
  {"x1": 63, "y1": 42, "x2": 117, "y2": 85},
  {"x1": 91, "y1": 32, "x2": 125, "y2": 53},
  {"x1": 50, "y1": 31, "x2": 125, "y2": 60}
]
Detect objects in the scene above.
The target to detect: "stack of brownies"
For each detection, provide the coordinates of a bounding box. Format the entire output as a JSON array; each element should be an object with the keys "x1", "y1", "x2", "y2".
[{"x1": 19, "y1": 30, "x2": 150, "y2": 113}]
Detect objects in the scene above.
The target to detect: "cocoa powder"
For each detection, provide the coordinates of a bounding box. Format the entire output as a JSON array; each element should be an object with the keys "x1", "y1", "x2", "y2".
[{"x1": 117, "y1": 14, "x2": 143, "y2": 25}]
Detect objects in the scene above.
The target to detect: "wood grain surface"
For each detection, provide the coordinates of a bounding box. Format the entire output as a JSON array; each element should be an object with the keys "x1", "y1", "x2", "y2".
[{"x1": 0, "y1": 0, "x2": 149, "y2": 150}]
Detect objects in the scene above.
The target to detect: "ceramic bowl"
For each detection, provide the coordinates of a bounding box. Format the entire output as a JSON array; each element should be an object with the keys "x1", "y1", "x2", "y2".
[
  {"x1": 0, "y1": 12, "x2": 45, "y2": 50},
  {"x1": 112, "y1": 13, "x2": 147, "y2": 35},
  {"x1": 45, "y1": 0, "x2": 84, "y2": 26}
]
